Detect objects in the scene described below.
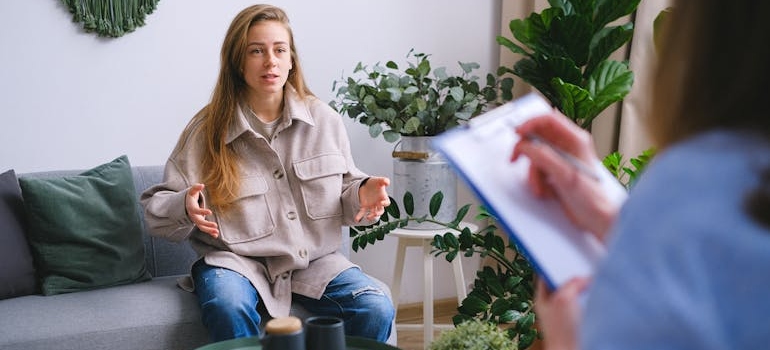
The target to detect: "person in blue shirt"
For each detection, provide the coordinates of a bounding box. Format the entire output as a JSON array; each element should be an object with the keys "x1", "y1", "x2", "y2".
[{"x1": 511, "y1": 1, "x2": 770, "y2": 349}]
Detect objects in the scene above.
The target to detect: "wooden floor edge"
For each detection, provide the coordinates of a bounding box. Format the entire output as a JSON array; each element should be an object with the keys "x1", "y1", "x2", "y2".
[{"x1": 396, "y1": 297, "x2": 458, "y2": 323}]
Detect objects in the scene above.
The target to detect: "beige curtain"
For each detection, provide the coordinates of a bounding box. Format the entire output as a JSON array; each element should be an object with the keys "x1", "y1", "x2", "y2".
[{"x1": 498, "y1": 0, "x2": 672, "y2": 159}]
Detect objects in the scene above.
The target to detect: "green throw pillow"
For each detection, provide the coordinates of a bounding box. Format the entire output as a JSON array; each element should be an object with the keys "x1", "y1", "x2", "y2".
[{"x1": 19, "y1": 155, "x2": 151, "y2": 295}]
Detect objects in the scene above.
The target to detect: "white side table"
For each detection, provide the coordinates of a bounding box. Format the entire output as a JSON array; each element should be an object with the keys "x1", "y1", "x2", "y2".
[{"x1": 390, "y1": 222, "x2": 478, "y2": 346}]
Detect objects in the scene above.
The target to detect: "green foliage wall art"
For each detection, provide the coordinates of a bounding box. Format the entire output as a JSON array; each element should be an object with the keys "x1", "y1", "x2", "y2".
[{"x1": 61, "y1": 0, "x2": 160, "y2": 38}]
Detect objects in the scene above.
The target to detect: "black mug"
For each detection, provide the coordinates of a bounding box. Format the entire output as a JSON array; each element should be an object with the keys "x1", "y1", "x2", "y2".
[
  {"x1": 261, "y1": 316, "x2": 306, "y2": 350},
  {"x1": 304, "y1": 316, "x2": 346, "y2": 350}
]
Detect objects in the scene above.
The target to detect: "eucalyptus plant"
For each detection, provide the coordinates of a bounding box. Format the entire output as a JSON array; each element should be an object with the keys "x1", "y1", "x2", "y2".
[
  {"x1": 331, "y1": 49, "x2": 513, "y2": 142},
  {"x1": 497, "y1": 0, "x2": 640, "y2": 129}
]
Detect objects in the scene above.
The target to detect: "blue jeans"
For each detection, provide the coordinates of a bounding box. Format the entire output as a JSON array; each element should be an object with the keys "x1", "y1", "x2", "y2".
[{"x1": 192, "y1": 260, "x2": 394, "y2": 343}]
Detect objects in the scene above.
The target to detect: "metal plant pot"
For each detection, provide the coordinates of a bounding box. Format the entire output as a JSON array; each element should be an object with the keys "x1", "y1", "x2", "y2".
[{"x1": 392, "y1": 136, "x2": 457, "y2": 230}]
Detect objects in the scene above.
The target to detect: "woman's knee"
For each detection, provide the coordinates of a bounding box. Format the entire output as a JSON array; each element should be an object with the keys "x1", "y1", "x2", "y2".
[
  {"x1": 352, "y1": 285, "x2": 395, "y2": 322},
  {"x1": 193, "y1": 264, "x2": 261, "y2": 322}
]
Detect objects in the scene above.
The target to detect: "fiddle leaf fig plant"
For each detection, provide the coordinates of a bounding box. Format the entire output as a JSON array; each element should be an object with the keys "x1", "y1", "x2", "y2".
[
  {"x1": 497, "y1": 0, "x2": 640, "y2": 129},
  {"x1": 331, "y1": 49, "x2": 513, "y2": 142}
]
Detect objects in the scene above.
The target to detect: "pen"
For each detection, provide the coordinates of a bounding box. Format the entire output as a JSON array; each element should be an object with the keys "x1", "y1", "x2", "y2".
[{"x1": 523, "y1": 134, "x2": 600, "y2": 181}]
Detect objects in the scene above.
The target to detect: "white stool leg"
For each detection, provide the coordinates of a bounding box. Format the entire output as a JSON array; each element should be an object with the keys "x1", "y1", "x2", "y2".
[
  {"x1": 423, "y1": 238, "x2": 434, "y2": 346},
  {"x1": 451, "y1": 257, "x2": 467, "y2": 304},
  {"x1": 391, "y1": 237, "x2": 408, "y2": 314}
]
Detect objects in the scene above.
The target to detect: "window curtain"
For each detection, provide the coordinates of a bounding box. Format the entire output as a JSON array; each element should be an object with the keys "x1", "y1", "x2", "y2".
[{"x1": 498, "y1": 0, "x2": 672, "y2": 159}]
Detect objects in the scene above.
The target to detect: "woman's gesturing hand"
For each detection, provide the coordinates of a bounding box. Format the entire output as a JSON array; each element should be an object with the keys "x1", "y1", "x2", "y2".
[
  {"x1": 356, "y1": 177, "x2": 391, "y2": 222},
  {"x1": 186, "y1": 183, "x2": 219, "y2": 238}
]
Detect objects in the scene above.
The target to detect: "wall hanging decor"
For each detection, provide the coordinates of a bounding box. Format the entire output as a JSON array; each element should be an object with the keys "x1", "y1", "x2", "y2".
[{"x1": 61, "y1": 0, "x2": 160, "y2": 38}]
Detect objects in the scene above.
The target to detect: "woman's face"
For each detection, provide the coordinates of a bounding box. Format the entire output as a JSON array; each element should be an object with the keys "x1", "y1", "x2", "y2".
[{"x1": 242, "y1": 21, "x2": 293, "y2": 98}]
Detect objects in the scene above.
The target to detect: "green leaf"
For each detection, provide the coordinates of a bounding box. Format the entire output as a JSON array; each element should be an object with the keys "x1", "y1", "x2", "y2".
[
  {"x1": 586, "y1": 23, "x2": 634, "y2": 77},
  {"x1": 594, "y1": 0, "x2": 641, "y2": 30},
  {"x1": 368, "y1": 123, "x2": 383, "y2": 138},
  {"x1": 385, "y1": 196, "x2": 401, "y2": 218},
  {"x1": 586, "y1": 60, "x2": 634, "y2": 122},
  {"x1": 429, "y1": 191, "x2": 444, "y2": 217},
  {"x1": 386, "y1": 87, "x2": 401, "y2": 102},
  {"x1": 445, "y1": 232, "x2": 459, "y2": 248},
  {"x1": 551, "y1": 78, "x2": 593, "y2": 123},
  {"x1": 519, "y1": 331, "x2": 537, "y2": 349},
  {"x1": 458, "y1": 295, "x2": 489, "y2": 315},
  {"x1": 517, "y1": 313, "x2": 535, "y2": 331},
  {"x1": 459, "y1": 61, "x2": 479, "y2": 74},
  {"x1": 452, "y1": 204, "x2": 471, "y2": 226},
  {"x1": 383, "y1": 130, "x2": 400, "y2": 143},
  {"x1": 496, "y1": 35, "x2": 530, "y2": 56},
  {"x1": 385, "y1": 60, "x2": 398, "y2": 70},
  {"x1": 449, "y1": 86, "x2": 464, "y2": 102},
  {"x1": 550, "y1": 14, "x2": 593, "y2": 66},
  {"x1": 490, "y1": 298, "x2": 512, "y2": 316},
  {"x1": 498, "y1": 309, "x2": 522, "y2": 324},
  {"x1": 417, "y1": 57, "x2": 431, "y2": 76},
  {"x1": 403, "y1": 192, "x2": 414, "y2": 216},
  {"x1": 403, "y1": 117, "x2": 421, "y2": 134},
  {"x1": 509, "y1": 14, "x2": 548, "y2": 53}
]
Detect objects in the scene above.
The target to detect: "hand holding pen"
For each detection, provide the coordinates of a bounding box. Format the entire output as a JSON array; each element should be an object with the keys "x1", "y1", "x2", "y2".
[{"x1": 511, "y1": 111, "x2": 620, "y2": 242}]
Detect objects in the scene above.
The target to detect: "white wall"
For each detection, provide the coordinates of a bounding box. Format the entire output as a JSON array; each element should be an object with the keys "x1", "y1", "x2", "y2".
[{"x1": 0, "y1": 0, "x2": 501, "y2": 304}]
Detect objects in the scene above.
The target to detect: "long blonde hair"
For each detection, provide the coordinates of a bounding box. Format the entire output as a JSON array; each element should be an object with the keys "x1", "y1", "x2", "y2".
[{"x1": 197, "y1": 4, "x2": 314, "y2": 210}]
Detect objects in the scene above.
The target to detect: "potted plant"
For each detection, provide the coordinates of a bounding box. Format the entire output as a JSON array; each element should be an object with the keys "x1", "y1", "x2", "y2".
[
  {"x1": 428, "y1": 319, "x2": 517, "y2": 350},
  {"x1": 331, "y1": 49, "x2": 513, "y2": 228},
  {"x1": 331, "y1": 49, "x2": 513, "y2": 142}
]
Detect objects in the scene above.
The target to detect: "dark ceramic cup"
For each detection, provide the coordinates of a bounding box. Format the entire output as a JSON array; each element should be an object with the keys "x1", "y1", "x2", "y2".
[{"x1": 304, "y1": 316, "x2": 346, "y2": 350}]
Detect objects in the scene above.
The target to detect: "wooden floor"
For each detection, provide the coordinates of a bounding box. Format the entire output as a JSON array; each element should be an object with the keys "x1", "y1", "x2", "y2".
[
  {"x1": 395, "y1": 298, "x2": 457, "y2": 350},
  {"x1": 395, "y1": 298, "x2": 542, "y2": 350}
]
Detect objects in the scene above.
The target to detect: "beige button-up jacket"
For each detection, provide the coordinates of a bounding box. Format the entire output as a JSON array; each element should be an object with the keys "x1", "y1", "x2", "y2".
[{"x1": 140, "y1": 86, "x2": 374, "y2": 317}]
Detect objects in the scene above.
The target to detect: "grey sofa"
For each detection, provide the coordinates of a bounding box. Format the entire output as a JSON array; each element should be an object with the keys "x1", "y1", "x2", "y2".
[{"x1": 0, "y1": 165, "x2": 395, "y2": 350}]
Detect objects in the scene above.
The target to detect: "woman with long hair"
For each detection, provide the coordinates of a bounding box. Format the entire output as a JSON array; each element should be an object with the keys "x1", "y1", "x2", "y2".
[{"x1": 141, "y1": 4, "x2": 394, "y2": 342}]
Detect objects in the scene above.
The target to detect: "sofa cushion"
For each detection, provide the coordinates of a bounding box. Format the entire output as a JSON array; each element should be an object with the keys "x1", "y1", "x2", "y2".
[
  {"x1": 0, "y1": 276, "x2": 209, "y2": 350},
  {"x1": 0, "y1": 169, "x2": 38, "y2": 299},
  {"x1": 18, "y1": 155, "x2": 151, "y2": 295}
]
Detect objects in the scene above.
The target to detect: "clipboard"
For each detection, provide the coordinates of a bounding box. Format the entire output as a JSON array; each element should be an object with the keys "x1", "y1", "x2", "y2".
[{"x1": 432, "y1": 93, "x2": 627, "y2": 289}]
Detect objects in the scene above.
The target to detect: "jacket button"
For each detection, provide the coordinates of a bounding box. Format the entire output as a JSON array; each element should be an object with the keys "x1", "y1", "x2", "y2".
[
  {"x1": 281, "y1": 272, "x2": 290, "y2": 280},
  {"x1": 299, "y1": 249, "x2": 307, "y2": 258},
  {"x1": 273, "y1": 169, "x2": 284, "y2": 179},
  {"x1": 287, "y1": 211, "x2": 297, "y2": 220}
]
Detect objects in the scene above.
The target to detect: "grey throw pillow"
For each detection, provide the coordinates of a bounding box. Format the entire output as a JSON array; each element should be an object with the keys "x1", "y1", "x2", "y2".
[{"x1": 0, "y1": 169, "x2": 38, "y2": 299}]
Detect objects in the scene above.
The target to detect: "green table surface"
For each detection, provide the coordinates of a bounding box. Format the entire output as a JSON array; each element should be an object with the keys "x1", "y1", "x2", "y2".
[{"x1": 195, "y1": 335, "x2": 401, "y2": 350}]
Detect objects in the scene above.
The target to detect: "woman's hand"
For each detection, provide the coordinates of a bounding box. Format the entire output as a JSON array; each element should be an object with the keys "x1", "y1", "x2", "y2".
[
  {"x1": 535, "y1": 277, "x2": 589, "y2": 350},
  {"x1": 511, "y1": 112, "x2": 619, "y2": 242},
  {"x1": 356, "y1": 176, "x2": 391, "y2": 222},
  {"x1": 186, "y1": 183, "x2": 219, "y2": 238}
]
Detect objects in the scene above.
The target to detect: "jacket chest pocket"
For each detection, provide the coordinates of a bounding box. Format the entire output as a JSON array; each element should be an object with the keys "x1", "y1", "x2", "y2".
[
  {"x1": 219, "y1": 176, "x2": 275, "y2": 244},
  {"x1": 293, "y1": 154, "x2": 346, "y2": 220}
]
